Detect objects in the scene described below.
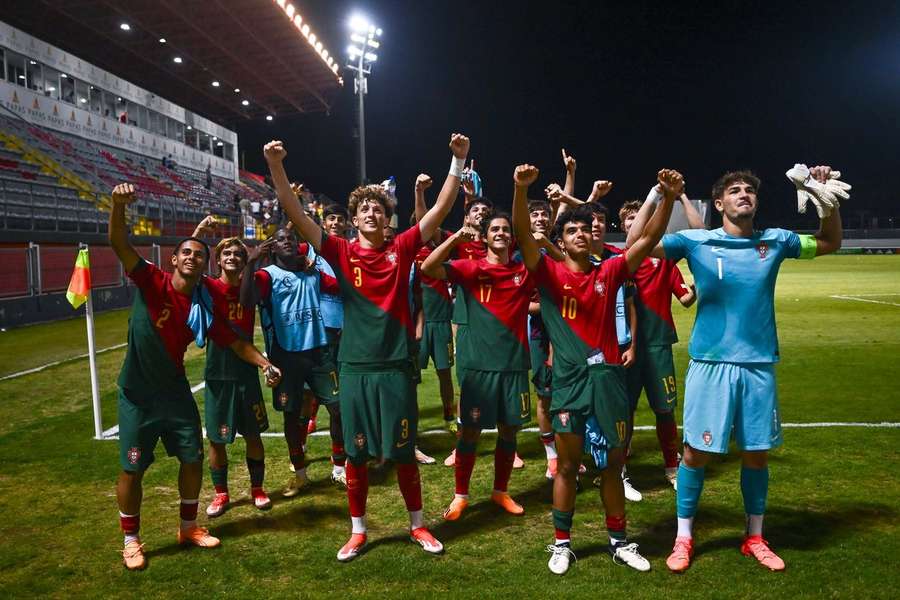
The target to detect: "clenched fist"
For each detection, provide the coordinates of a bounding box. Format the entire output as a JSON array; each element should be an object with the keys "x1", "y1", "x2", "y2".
[
  {"x1": 112, "y1": 183, "x2": 137, "y2": 205},
  {"x1": 657, "y1": 169, "x2": 685, "y2": 199},
  {"x1": 591, "y1": 180, "x2": 613, "y2": 199},
  {"x1": 514, "y1": 164, "x2": 539, "y2": 187},
  {"x1": 449, "y1": 133, "x2": 470, "y2": 159},
  {"x1": 415, "y1": 173, "x2": 433, "y2": 191},
  {"x1": 264, "y1": 140, "x2": 287, "y2": 163}
]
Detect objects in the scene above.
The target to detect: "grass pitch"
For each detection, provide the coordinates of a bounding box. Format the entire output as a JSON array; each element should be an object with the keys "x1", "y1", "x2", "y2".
[{"x1": 0, "y1": 255, "x2": 898, "y2": 598}]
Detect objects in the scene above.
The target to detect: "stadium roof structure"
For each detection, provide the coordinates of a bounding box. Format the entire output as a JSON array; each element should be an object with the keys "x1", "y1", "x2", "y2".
[{"x1": 2, "y1": 0, "x2": 343, "y2": 124}]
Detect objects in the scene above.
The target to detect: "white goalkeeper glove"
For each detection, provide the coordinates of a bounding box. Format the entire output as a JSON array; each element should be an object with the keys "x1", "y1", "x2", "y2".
[{"x1": 786, "y1": 164, "x2": 851, "y2": 218}]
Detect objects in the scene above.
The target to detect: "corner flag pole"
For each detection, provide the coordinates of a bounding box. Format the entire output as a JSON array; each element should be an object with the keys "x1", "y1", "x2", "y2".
[
  {"x1": 85, "y1": 273, "x2": 102, "y2": 440},
  {"x1": 67, "y1": 243, "x2": 103, "y2": 439}
]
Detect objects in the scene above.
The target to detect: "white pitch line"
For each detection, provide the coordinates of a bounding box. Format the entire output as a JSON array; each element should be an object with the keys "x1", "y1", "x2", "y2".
[
  {"x1": 0, "y1": 343, "x2": 127, "y2": 381},
  {"x1": 191, "y1": 381, "x2": 206, "y2": 393},
  {"x1": 96, "y1": 421, "x2": 900, "y2": 441},
  {"x1": 843, "y1": 293, "x2": 900, "y2": 297},
  {"x1": 830, "y1": 295, "x2": 900, "y2": 307}
]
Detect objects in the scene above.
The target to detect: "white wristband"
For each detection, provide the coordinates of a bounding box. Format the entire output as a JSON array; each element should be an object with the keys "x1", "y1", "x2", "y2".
[
  {"x1": 645, "y1": 185, "x2": 663, "y2": 205},
  {"x1": 449, "y1": 156, "x2": 465, "y2": 179}
]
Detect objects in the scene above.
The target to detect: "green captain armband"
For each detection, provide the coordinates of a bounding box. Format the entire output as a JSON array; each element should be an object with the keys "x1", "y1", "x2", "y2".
[{"x1": 798, "y1": 234, "x2": 817, "y2": 260}]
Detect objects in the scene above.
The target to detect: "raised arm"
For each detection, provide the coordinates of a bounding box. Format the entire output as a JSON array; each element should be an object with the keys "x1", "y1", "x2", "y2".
[
  {"x1": 562, "y1": 149, "x2": 576, "y2": 195},
  {"x1": 263, "y1": 141, "x2": 323, "y2": 251},
  {"x1": 192, "y1": 215, "x2": 218, "y2": 239},
  {"x1": 512, "y1": 164, "x2": 542, "y2": 271},
  {"x1": 625, "y1": 170, "x2": 683, "y2": 273},
  {"x1": 418, "y1": 134, "x2": 470, "y2": 241},
  {"x1": 420, "y1": 227, "x2": 474, "y2": 280},
  {"x1": 108, "y1": 183, "x2": 141, "y2": 273},
  {"x1": 413, "y1": 173, "x2": 442, "y2": 245},
  {"x1": 679, "y1": 192, "x2": 706, "y2": 230},
  {"x1": 239, "y1": 239, "x2": 274, "y2": 308},
  {"x1": 625, "y1": 185, "x2": 662, "y2": 249},
  {"x1": 809, "y1": 165, "x2": 843, "y2": 256}
]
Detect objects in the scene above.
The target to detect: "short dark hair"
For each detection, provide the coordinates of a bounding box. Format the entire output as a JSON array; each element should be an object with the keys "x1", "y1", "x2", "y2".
[
  {"x1": 465, "y1": 196, "x2": 493, "y2": 214},
  {"x1": 712, "y1": 170, "x2": 761, "y2": 200},
  {"x1": 553, "y1": 205, "x2": 594, "y2": 240},
  {"x1": 586, "y1": 202, "x2": 609, "y2": 219},
  {"x1": 527, "y1": 199, "x2": 551, "y2": 215},
  {"x1": 480, "y1": 211, "x2": 512, "y2": 239},
  {"x1": 174, "y1": 237, "x2": 210, "y2": 260},
  {"x1": 323, "y1": 203, "x2": 348, "y2": 220}
]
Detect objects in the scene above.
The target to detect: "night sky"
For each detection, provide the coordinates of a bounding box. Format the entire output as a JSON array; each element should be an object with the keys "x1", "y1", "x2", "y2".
[{"x1": 237, "y1": 0, "x2": 900, "y2": 231}]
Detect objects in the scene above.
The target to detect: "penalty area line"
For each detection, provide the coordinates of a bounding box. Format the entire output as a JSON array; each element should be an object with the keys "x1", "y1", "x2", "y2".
[
  {"x1": 0, "y1": 343, "x2": 128, "y2": 381},
  {"x1": 830, "y1": 295, "x2": 900, "y2": 307}
]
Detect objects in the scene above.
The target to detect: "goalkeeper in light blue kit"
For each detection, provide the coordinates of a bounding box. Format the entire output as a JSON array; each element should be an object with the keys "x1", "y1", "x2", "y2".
[{"x1": 627, "y1": 165, "x2": 845, "y2": 572}]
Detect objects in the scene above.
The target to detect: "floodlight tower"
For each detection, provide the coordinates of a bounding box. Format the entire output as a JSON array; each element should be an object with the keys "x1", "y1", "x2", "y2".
[{"x1": 346, "y1": 14, "x2": 382, "y2": 185}]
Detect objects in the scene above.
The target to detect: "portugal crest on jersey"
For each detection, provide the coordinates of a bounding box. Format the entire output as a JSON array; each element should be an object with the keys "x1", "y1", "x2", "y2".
[
  {"x1": 355, "y1": 433, "x2": 367, "y2": 449},
  {"x1": 594, "y1": 281, "x2": 606, "y2": 296},
  {"x1": 279, "y1": 392, "x2": 289, "y2": 407},
  {"x1": 386, "y1": 252, "x2": 398, "y2": 265},
  {"x1": 470, "y1": 407, "x2": 481, "y2": 423},
  {"x1": 702, "y1": 430, "x2": 713, "y2": 446},
  {"x1": 651, "y1": 257, "x2": 660, "y2": 267},
  {"x1": 127, "y1": 447, "x2": 141, "y2": 465},
  {"x1": 558, "y1": 411, "x2": 570, "y2": 427},
  {"x1": 756, "y1": 242, "x2": 769, "y2": 259},
  {"x1": 219, "y1": 425, "x2": 229, "y2": 438},
  {"x1": 513, "y1": 274, "x2": 522, "y2": 286}
]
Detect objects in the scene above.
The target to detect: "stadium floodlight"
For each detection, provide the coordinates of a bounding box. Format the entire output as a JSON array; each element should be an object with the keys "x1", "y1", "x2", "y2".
[
  {"x1": 186, "y1": 125, "x2": 192, "y2": 129},
  {"x1": 119, "y1": 23, "x2": 131, "y2": 31},
  {"x1": 315, "y1": 41, "x2": 323, "y2": 53},
  {"x1": 349, "y1": 14, "x2": 370, "y2": 33},
  {"x1": 266, "y1": 115, "x2": 274, "y2": 121},
  {"x1": 309, "y1": 33, "x2": 317, "y2": 45},
  {"x1": 241, "y1": 99, "x2": 250, "y2": 106},
  {"x1": 285, "y1": 4, "x2": 295, "y2": 19},
  {"x1": 173, "y1": 56, "x2": 183, "y2": 64},
  {"x1": 294, "y1": 15, "x2": 303, "y2": 28},
  {"x1": 211, "y1": 81, "x2": 220, "y2": 87},
  {"x1": 346, "y1": 14, "x2": 382, "y2": 184},
  {"x1": 159, "y1": 38, "x2": 166, "y2": 43},
  {"x1": 301, "y1": 24, "x2": 310, "y2": 37}
]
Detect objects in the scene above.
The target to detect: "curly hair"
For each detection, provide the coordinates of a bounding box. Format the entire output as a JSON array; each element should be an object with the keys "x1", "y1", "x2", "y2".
[
  {"x1": 618, "y1": 200, "x2": 642, "y2": 223},
  {"x1": 348, "y1": 185, "x2": 396, "y2": 219},
  {"x1": 479, "y1": 210, "x2": 513, "y2": 240},
  {"x1": 712, "y1": 170, "x2": 760, "y2": 200}
]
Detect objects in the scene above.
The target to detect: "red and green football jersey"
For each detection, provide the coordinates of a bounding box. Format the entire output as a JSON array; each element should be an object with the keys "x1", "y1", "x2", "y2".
[
  {"x1": 118, "y1": 261, "x2": 236, "y2": 398},
  {"x1": 321, "y1": 226, "x2": 424, "y2": 364},
  {"x1": 450, "y1": 238, "x2": 487, "y2": 326},
  {"x1": 631, "y1": 257, "x2": 691, "y2": 346},
  {"x1": 204, "y1": 277, "x2": 257, "y2": 382},
  {"x1": 415, "y1": 243, "x2": 453, "y2": 322},
  {"x1": 445, "y1": 258, "x2": 534, "y2": 371},
  {"x1": 534, "y1": 254, "x2": 629, "y2": 387}
]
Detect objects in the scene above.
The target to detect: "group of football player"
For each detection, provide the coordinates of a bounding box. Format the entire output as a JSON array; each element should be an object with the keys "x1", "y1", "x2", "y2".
[{"x1": 108, "y1": 133, "x2": 844, "y2": 575}]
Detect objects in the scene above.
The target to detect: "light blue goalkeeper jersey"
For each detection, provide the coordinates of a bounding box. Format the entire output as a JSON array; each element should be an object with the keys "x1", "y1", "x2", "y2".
[{"x1": 662, "y1": 227, "x2": 816, "y2": 363}]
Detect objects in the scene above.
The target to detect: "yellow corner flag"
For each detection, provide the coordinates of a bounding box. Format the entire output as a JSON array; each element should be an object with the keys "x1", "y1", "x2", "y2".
[{"x1": 66, "y1": 248, "x2": 92, "y2": 309}]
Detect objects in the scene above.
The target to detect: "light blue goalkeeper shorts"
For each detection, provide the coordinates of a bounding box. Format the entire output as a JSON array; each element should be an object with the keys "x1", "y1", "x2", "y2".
[{"x1": 683, "y1": 360, "x2": 783, "y2": 454}]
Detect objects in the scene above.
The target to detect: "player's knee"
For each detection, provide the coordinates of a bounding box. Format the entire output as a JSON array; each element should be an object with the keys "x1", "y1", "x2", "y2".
[
  {"x1": 742, "y1": 450, "x2": 768, "y2": 469},
  {"x1": 119, "y1": 469, "x2": 144, "y2": 485},
  {"x1": 497, "y1": 425, "x2": 519, "y2": 442},
  {"x1": 654, "y1": 409, "x2": 675, "y2": 423},
  {"x1": 461, "y1": 426, "x2": 481, "y2": 444},
  {"x1": 606, "y1": 448, "x2": 625, "y2": 470},
  {"x1": 683, "y1": 444, "x2": 710, "y2": 468},
  {"x1": 557, "y1": 458, "x2": 579, "y2": 479}
]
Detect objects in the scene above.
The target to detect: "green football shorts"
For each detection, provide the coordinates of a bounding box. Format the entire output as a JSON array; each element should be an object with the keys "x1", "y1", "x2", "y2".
[
  {"x1": 624, "y1": 344, "x2": 678, "y2": 413},
  {"x1": 271, "y1": 345, "x2": 339, "y2": 412},
  {"x1": 204, "y1": 377, "x2": 269, "y2": 444},
  {"x1": 458, "y1": 368, "x2": 531, "y2": 429},
  {"x1": 551, "y1": 363, "x2": 629, "y2": 449},
  {"x1": 339, "y1": 361, "x2": 417, "y2": 463},
  {"x1": 118, "y1": 383, "x2": 203, "y2": 472},
  {"x1": 418, "y1": 320, "x2": 454, "y2": 371}
]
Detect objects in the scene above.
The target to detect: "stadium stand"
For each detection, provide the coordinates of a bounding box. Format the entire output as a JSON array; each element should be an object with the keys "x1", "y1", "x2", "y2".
[{"x1": 0, "y1": 111, "x2": 270, "y2": 236}]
